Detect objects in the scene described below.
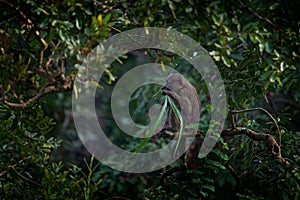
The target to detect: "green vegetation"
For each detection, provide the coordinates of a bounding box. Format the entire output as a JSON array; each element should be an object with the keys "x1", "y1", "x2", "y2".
[{"x1": 1, "y1": 0, "x2": 299, "y2": 199}]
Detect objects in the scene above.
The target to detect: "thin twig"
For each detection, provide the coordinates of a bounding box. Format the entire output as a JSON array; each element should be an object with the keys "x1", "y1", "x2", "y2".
[
  {"x1": 108, "y1": 25, "x2": 121, "y2": 33},
  {"x1": 13, "y1": 168, "x2": 45, "y2": 188},
  {"x1": 168, "y1": 0, "x2": 176, "y2": 19},
  {"x1": 238, "y1": 0, "x2": 279, "y2": 30}
]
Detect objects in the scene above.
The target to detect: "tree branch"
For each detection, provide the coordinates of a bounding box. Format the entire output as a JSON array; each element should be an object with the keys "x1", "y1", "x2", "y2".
[
  {"x1": 230, "y1": 107, "x2": 281, "y2": 145},
  {"x1": 3, "y1": 84, "x2": 55, "y2": 108},
  {"x1": 158, "y1": 126, "x2": 288, "y2": 165},
  {"x1": 221, "y1": 127, "x2": 289, "y2": 165}
]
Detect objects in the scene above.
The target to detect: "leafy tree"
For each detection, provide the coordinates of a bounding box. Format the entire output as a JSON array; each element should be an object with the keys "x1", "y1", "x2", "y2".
[{"x1": 0, "y1": 0, "x2": 299, "y2": 199}]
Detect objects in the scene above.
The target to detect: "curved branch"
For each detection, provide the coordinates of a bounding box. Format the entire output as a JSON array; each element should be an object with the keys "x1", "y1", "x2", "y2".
[
  {"x1": 230, "y1": 107, "x2": 281, "y2": 145},
  {"x1": 221, "y1": 127, "x2": 289, "y2": 165},
  {"x1": 4, "y1": 84, "x2": 56, "y2": 108}
]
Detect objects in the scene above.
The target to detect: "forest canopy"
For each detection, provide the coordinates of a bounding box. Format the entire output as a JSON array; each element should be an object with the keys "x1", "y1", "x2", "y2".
[{"x1": 0, "y1": 0, "x2": 299, "y2": 199}]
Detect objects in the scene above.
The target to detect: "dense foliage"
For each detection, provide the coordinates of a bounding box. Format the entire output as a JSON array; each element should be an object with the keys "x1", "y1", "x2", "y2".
[{"x1": 1, "y1": 0, "x2": 299, "y2": 199}]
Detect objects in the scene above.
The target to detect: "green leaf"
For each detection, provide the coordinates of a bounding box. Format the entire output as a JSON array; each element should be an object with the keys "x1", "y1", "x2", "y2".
[
  {"x1": 260, "y1": 71, "x2": 272, "y2": 80},
  {"x1": 269, "y1": 3, "x2": 280, "y2": 10},
  {"x1": 264, "y1": 41, "x2": 272, "y2": 53},
  {"x1": 166, "y1": 95, "x2": 184, "y2": 157},
  {"x1": 58, "y1": 29, "x2": 66, "y2": 40},
  {"x1": 134, "y1": 96, "x2": 168, "y2": 153},
  {"x1": 103, "y1": 13, "x2": 112, "y2": 25},
  {"x1": 221, "y1": 56, "x2": 231, "y2": 67},
  {"x1": 76, "y1": 16, "x2": 82, "y2": 30},
  {"x1": 43, "y1": 143, "x2": 53, "y2": 148},
  {"x1": 61, "y1": 21, "x2": 74, "y2": 29},
  {"x1": 269, "y1": 71, "x2": 277, "y2": 82},
  {"x1": 202, "y1": 184, "x2": 215, "y2": 192}
]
